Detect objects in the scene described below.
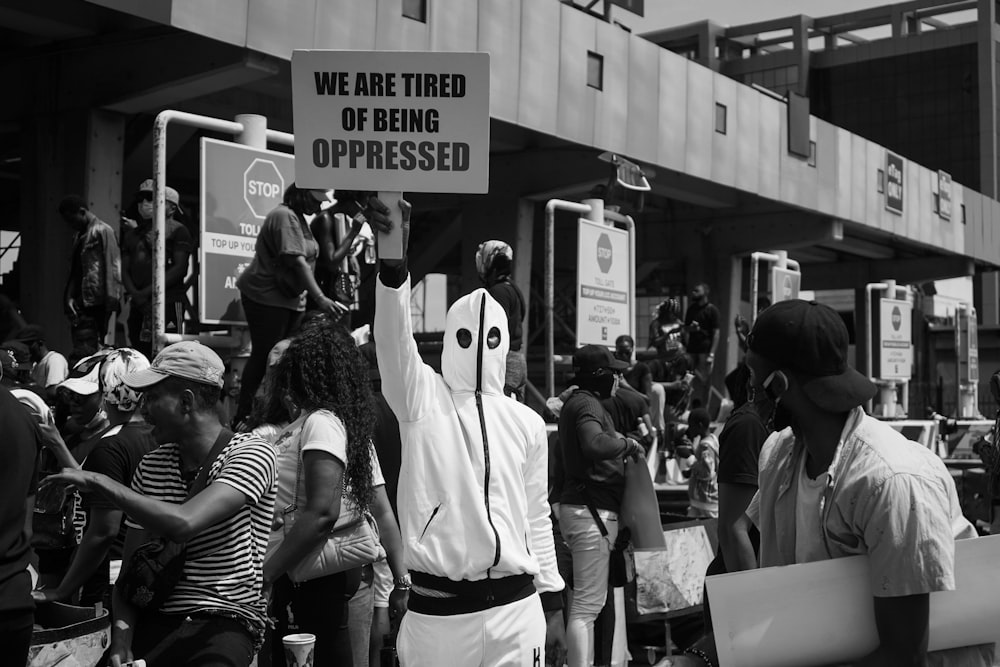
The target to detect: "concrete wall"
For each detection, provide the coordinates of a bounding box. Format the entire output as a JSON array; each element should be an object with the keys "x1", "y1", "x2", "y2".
[{"x1": 84, "y1": 0, "x2": 1000, "y2": 268}]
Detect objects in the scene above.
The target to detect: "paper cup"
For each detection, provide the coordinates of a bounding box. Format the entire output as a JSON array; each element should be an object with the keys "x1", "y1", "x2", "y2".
[{"x1": 282, "y1": 633, "x2": 316, "y2": 667}]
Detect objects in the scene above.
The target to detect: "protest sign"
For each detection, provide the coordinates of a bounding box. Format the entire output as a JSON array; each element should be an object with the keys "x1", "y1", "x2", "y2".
[{"x1": 291, "y1": 50, "x2": 490, "y2": 194}]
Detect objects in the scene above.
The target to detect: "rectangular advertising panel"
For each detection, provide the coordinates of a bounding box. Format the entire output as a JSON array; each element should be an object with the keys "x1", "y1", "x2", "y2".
[
  {"x1": 291, "y1": 50, "x2": 490, "y2": 193},
  {"x1": 885, "y1": 151, "x2": 904, "y2": 215},
  {"x1": 878, "y1": 297, "x2": 913, "y2": 380},
  {"x1": 199, "y1": 138, "x2": 295, "y2": 325},
  {"x1": 576, "y1": 219, "x2": 631, "y2": 346},
  {"x1": 769, "y1": 266, "x2": 801, "y2": 304},
  {"x1": 938, "y1": 170, "x2": 953, "y2": 221},
  {"x1": 959, "y1": 307, "x2": 979, "y2": 383}
]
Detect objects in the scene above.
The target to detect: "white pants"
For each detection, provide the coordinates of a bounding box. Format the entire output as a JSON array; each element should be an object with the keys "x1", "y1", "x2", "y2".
[
  {"x1": 398, "y1": 592, "x2": 546, "y2": 667},
  {"x1": 560, "y1": 504, "x2": 618, "y2": 667}
]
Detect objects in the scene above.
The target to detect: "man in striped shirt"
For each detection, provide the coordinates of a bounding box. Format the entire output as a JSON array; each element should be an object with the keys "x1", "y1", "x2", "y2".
[{"x1": 43, "y1": 341, "x2": 277, "y2": 667}]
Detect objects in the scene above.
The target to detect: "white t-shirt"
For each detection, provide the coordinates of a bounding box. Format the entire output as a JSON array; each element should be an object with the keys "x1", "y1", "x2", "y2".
[
  {"x1": 271, "y1": 410, "x2": 348, "y2": 520},
  {"x1": 794, "y1": 454, "x2": 830, "y2": 564},
  {"x1": 32, "y1": 350, "x2": 69, "y2": 389}
]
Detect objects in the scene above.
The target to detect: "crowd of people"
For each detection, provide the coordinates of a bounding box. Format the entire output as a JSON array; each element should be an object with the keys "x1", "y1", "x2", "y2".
[{"x1": 0, "y1": 186, "x2": 993, "y2": 667}]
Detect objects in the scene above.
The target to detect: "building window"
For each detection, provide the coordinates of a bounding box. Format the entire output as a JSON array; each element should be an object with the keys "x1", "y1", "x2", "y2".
[
  {"x1": 961, "y1": 204, "x2": 967, "y2": 225},
  {"x1": 877, "y1": 169, "x2": 885, "y2": 193},
  {"x1": 807, "y1": 141, "x2": 817, "y2": 167},
  {"x1": 715, "y1": 103, "x2": 727, "y2": 134},
  {"x1": 587, "y1": 51, "x2": 603, "y2": 90},
  {"x1": 403, "y1": 0, "x2": 427, "y2": 22}
]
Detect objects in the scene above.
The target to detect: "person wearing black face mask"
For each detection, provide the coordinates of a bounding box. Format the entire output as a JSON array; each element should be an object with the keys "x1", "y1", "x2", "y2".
[
  {"x1": 675, "y1": 300, "x2": 993, "y2": 667},
  {"x1": 121, "y1": 179, "x2": 193, "y2": 359},
  {"x1": 556, "y1": 345, "x2": 643, "y2": 667}
]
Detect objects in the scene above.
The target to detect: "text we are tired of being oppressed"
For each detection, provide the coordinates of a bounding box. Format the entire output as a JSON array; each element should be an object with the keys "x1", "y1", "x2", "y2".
[{"x1": 310, "y1": 70, "x2": 469, "y2": 172}]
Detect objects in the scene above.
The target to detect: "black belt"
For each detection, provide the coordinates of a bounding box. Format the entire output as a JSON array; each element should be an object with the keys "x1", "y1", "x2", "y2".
[{"x1": 409, "y1": 572, "x2": 535, "y2": 616}]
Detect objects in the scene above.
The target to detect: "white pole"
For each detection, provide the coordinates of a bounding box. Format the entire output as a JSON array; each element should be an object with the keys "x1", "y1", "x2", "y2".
[
  {"x1": 152, "y1": 110, "x2": 296, "y2": 353},
  {"x1": 545, "y1": 199, "x2": 593, "y2": 398}
]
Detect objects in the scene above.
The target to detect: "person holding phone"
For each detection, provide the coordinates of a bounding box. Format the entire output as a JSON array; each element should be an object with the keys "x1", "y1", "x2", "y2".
[{"x1": 309, "y1": 191, "x2": 373, "y2": 318}]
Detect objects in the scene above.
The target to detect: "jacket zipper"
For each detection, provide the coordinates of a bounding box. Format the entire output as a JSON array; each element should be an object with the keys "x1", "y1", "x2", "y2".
[
  {"x1": 419, "y1": 504, "x2": 441, "y2": 542},
  {"x1": 475, "y1": 295, "x2": 502, "y2": 577}
]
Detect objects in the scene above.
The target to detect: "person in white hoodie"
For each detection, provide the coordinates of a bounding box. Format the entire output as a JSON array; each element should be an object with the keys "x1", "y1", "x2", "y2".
[{"x1": 374, "y1": 199, "x2": 565, "y2": 667}]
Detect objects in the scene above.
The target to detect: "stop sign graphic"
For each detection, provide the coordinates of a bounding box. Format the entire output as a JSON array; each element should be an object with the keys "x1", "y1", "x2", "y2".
[
  {"x1": 243, "y1": 158, "x2": 285, "y2": 219},
  {"x1": 596, "y1": 233, "x2": 613, "y2": 273}
]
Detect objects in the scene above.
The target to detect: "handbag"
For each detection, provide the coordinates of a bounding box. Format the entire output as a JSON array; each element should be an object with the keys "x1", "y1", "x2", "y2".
[
  {"x1": 280, "y1": 421, "x2": 381, "y2": 583},
  {"x1": 31, "y1": 483, "x2": 80, "y2": 550},
  {"x1": 116, "y1": 429, "x2": 233, "y2": 611}
]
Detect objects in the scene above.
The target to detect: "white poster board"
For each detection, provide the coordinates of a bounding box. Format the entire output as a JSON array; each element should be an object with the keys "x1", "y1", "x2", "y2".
[
  {"x1": 769, "y1": 266, "x2": 801, "y2": 304},
  {"x1": 878, "y1": 298, "x2": 912, "y2": 380},
  {"x1": 576, "y1": 218, "x2": 631, "y2": 346},
  {"x1": 291, "y1": 50, "x2": 490, "y2": 193},
  {"x1": 706, "y1": 535, "x2": 1000, "y2": 667}
]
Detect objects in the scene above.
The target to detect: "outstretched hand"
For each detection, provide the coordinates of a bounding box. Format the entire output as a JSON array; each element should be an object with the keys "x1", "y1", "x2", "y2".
[{"x1": 40, "y1": 468, "x2": 97, "y2": 494}]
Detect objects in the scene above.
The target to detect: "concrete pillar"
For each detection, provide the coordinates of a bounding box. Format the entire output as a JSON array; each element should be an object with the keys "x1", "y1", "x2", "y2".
[
  {"x1": 84, "y1": 110, "x2": 125, "y2": 235},
  {"x1": 974, "y1": 270, "x2": 999, "y2": 326},
  {"x1": 977, "y1": 0, "x2": 997, "y2": 197},
  {"x1": 514, "y1": 198, "x2": 535, "y2": 345},
  {"x1": 20, "y1": 112, "x2": 89, "y2": 353}
]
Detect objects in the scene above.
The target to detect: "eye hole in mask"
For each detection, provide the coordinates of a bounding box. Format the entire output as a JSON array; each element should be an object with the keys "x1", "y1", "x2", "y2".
[
  {"x1": 486, "y1": 327, "x2": 502, "y2": 350},
  {"x1": 456, "y1": 328, "x2": 473, "y2": 349}
]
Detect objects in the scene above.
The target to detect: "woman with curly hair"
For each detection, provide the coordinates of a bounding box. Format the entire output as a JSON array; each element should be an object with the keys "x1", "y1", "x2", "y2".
[{"x1": 259, "y1": 317, "x2": 376, "y2": 666}]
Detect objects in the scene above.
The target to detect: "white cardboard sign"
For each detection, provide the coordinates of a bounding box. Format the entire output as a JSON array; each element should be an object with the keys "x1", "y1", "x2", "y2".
[
  {"x1": 707, "y1": 535, "x2": 1000, "y2": 667},
  {"x1": 291, "y1": 50, "x2": 490, "y2": 194}
]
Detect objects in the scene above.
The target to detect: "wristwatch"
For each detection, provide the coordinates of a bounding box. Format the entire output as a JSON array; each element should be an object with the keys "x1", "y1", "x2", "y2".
[{"x1": 394, "y1": 573, "x2": 412, "y2": 590}]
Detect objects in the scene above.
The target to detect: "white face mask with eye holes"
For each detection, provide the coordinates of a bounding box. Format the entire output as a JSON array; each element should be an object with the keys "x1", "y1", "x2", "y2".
[{"x1": 441, "y1": 288, "x2": 510, "y2": 395}]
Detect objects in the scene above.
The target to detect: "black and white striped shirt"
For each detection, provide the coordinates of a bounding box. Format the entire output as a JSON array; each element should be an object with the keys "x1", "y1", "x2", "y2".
[{"x1": 125, "y1": 432, "x2": 276, "y2": 628}]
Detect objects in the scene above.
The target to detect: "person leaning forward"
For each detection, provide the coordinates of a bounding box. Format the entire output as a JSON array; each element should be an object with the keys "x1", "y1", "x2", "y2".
[
  {"x1": 41, "y1": 341, "x2": 277, "y2": 667},
  {"x1": 674, "y1": 299, "x2": 994, "y2": 667}
]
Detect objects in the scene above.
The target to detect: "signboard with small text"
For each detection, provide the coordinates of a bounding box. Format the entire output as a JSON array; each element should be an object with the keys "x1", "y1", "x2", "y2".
[
  {"x1": 576, "y1": 219, "x2": 631, "y2": 346},
  {"x1": 959, "y1": 307, "x2": 979, "y2": 383},
  {"x1": 878, "y1": 297, "x2": 912, "y2": 380},
  {"x1": 769, "y1": 266, "x2": 801, "y2": 304},
  {"x1": 885, "y1": 151, "x2": 904, "y2": 215},
  {"x1": 938, "y1": 170, "x2": 952, "y2": 220},
  {"x1": 199, "y1": 138, "x2": 295, "y2": 325},
  {"x1": 291, "y1": 50, "x2": 490, "y2": 193}
]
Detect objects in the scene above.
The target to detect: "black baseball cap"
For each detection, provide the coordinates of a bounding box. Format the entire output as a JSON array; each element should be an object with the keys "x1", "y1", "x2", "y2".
[
  {"x1": 747, "y1": 299, "x2": 876, "y2": 412},
  {"x1": 573, "y1": 344, "x2": 629, "y2": 377}
]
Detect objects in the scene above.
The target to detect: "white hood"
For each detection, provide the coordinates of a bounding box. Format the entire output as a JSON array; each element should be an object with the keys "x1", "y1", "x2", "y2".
[{"x1": 441, "y1": 288, "x2": 509, "y2": 395}]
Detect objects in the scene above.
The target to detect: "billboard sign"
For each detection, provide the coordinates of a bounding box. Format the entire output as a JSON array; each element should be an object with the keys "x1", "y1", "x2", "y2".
[
  {"x1": 885, "y1": 151, "x2": 904, "y2": 215},
  {"x1": 576, "y1": 219, "x2": 631, "y2": 346},
  {"x1": 291, "y1": 50, "x2": 490, "y2": 193},
  {"x1": 199, "y1": 138, "x2": 295, "y2": 325},
  {"x1": 938, "y1": 170, "x2": 952, "y2": 221},
  {"x1": 878, "y1": 298, "x2": 912, "y2": 380}
]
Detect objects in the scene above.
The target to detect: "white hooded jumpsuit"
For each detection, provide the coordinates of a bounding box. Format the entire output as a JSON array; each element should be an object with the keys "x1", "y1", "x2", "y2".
[{"x1": 375, "y1": 268, "x2": 564, "y2": 667}]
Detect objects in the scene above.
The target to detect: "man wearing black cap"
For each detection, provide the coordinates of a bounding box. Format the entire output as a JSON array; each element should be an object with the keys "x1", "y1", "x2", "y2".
[
  {"x1": 675, "y1": 300, "x2": 992, "y2": 666},
  {"x1": 557, "y1": 344, "x2": 643, "y2": 667}
]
